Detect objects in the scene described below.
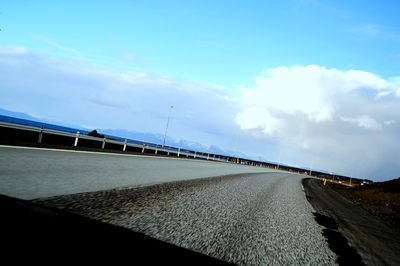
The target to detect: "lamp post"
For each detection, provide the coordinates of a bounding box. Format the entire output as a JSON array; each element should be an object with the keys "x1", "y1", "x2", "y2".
[
  {"x1": 233, "y1": 130, "x2": 239, "y2": 160},
  {"x1": 277, "y1": 148, "x2": 282, "y2": 170},
  {"x1": 162, "y1": 105, "x2": 174, "y2": 147}
]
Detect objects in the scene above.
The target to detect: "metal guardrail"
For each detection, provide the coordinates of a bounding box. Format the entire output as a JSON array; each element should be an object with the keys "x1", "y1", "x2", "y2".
[
  {"x1": 3, "y1": 119, "x2": 354, "y2": 181},
  {"x1": 0, "y1": 121, "x2": 234, "y2": 163},
  {"x1": 1, "y1": 118, "x2": 366, "y2": 185}
]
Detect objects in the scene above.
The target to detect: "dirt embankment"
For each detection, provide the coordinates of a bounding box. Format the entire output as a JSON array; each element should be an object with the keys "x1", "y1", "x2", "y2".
[
  {"x1": 329, "y1": 178, "x2": 400, "y2": 232},
  {"x1": 303, "y1": 178, "x2": 400, "y2": 266}
]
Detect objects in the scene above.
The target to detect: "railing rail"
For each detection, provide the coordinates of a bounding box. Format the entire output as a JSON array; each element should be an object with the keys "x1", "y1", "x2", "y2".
[
  {"x1": 0, "y1": 121, "x2": 238, "y2": 164},
  {"x1": 1, "y1": 116, "x2": 362, "y2": 184}
]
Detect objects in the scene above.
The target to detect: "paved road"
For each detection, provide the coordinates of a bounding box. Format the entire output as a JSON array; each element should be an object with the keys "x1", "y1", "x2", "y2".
[
  {"x1": 0, "y1": 145, "x2": 276, "y2": 200},
  {"x1": 1, "y1": 145, "x2": 338, "y2": 264},
  {"x1": 37, "y1": 173, "x2": 337, "y2": 264}
]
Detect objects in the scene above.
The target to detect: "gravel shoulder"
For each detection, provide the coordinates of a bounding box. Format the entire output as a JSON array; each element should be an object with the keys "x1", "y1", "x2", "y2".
[
  {"x1": 303, "y1": 178, "x2": 400, "y2": 266},
  {"x1": 34, "y1": 173, "x2": 336, "y2": 265},
  {"x1": 329, "y1": 178, "x2": 400, "y2": 232},
  {"x1": 0, "y1": 193, "x2": 231, "y2": 265}
]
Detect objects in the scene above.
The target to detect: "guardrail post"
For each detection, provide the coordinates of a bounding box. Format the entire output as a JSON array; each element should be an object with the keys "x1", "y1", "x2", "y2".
[
  {"x1": 155, "y1": 146, "x2": 158, "y2": 155},
  {"x1": 142, "y1": 144, "x2": 145, "y2": 153},
  {"x1": 74, "y1": 131, "x2": 80, "y2": 146},
  {"x1": 102, "y1": 137, "x2": 106, "y2": 149},
  {"x1": 123, "y1": 139, "x2": 127, "y2": 151},
  {"x1": 37, "y1": 125, "x2": 44, "y2": 144},
  {"x1": 177, "y1": 148, "x2": 180, "y2": 157}
]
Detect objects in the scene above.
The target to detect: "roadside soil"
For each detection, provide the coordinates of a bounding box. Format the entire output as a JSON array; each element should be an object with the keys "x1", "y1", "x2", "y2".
[
  {"x1": 303, "y1": 178, "x2": 400, "y2": 266},
  {"x1": 329, "y1": 178, "x2": 400, "y2": 232}
]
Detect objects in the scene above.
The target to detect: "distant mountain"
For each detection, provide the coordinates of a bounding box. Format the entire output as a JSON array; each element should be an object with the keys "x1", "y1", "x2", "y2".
[
  {"x1": 0, "y1": 107, "x2": 259, "y2": 161},
  {"x1": 0, "y1": 108, "x2": 86, "y2": 131},
  {"x1": 99, "y1": 128, "x2": 164, "y2": 144},
  {"x1": 0, "y1": 108, "x2": 40, "y2": 121},
  {"x1": 99, "y1": 128, "x2": 242, "y2": 157}
]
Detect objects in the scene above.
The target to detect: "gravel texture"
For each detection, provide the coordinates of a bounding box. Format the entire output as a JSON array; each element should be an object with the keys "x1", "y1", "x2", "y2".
[{"x1": 36, "y1": 173, "x2": 337, "y2": 265}]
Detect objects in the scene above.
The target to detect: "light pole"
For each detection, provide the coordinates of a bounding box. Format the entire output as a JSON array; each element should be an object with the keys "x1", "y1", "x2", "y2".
[
  {"x1": 277, "y1": 148, "x2": 282, "y2": 170},
  {"x1": 233, "y1": 130, "x2": 239, "y2": 158},
  {"x1": 162, "y1": 105, "x2": 174, "y2": 147}
]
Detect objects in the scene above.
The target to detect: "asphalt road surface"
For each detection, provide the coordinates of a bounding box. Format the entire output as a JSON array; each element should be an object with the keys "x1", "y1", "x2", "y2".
[
  {"x1": 0, "y1": 145, "x2": 276, "y2": 200},
  {"x1": 1, "y1": 145, "x2": 337, "y2": 264},
  {"x1": 36, "y1": 173, "x2": 337, "y2": 264}
]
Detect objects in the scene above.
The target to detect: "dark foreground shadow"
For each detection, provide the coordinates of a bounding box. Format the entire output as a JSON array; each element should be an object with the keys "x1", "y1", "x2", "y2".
[{"x1": 0, "y1": 194, "x2": 232, "y2": 265}]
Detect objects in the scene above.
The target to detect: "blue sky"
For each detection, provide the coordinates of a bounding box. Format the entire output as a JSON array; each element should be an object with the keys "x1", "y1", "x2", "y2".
[
  {"x1": 3, "y1": 0, "x2": 400, "y2": 87},
  {"x1": 1, "y1": 0, "x2": 400, "y2": 181}
]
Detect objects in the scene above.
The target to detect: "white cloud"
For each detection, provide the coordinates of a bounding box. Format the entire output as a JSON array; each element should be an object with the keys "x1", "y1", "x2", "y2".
[
  {"x1": 340, "y1": 115, "x2": 382, "y2": 131},
  {"x1": 0, "y1": 46, "x2": 27, "y2": 54},
  {"x1": 346, "y1": 24, "x2": 400, "y2": 41},
  {"x1": 119, "y1": 53, "x2": 152, "y2": 67},
  {"x1": 236, "y1": 106, "x2": 282, "y2": 135},
  {"x1": 0, "y1": 46, "x2": 239, "y2": 150},
  {"x1": 237, "y1": 65, "x2": 400, "y2": 180},
  {"x1": 389, "y1": 77, "x2": 400, "y2": 96},
  {"x1": 237, "y1": 65, "x2": 397, "y2": 130},
  {"x1": 29, "y1": 33, "x2": 82, "y2": 57},
  {"x1": 239, "y1": 65, "x2": 333, "y2": 124},
  {"x1": 384, "y1": 120, "x2": 395, "y2": 126}
]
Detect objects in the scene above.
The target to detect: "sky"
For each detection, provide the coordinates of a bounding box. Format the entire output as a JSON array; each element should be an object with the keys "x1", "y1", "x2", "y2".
[{"x1": 1, "y1": 0, "x2": 400, "y2": 181}]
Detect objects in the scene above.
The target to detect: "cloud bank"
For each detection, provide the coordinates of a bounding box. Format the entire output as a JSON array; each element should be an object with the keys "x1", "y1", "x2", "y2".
[
  {"x1": 1, "y1": 46, "x2": 399, "y2": 180},
  {"x1": 0, "y1": 46, "x2": 241, "y2": 149},
  {"x1": 237, "y1": 65, "x2": 400, "y2": 180}
]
